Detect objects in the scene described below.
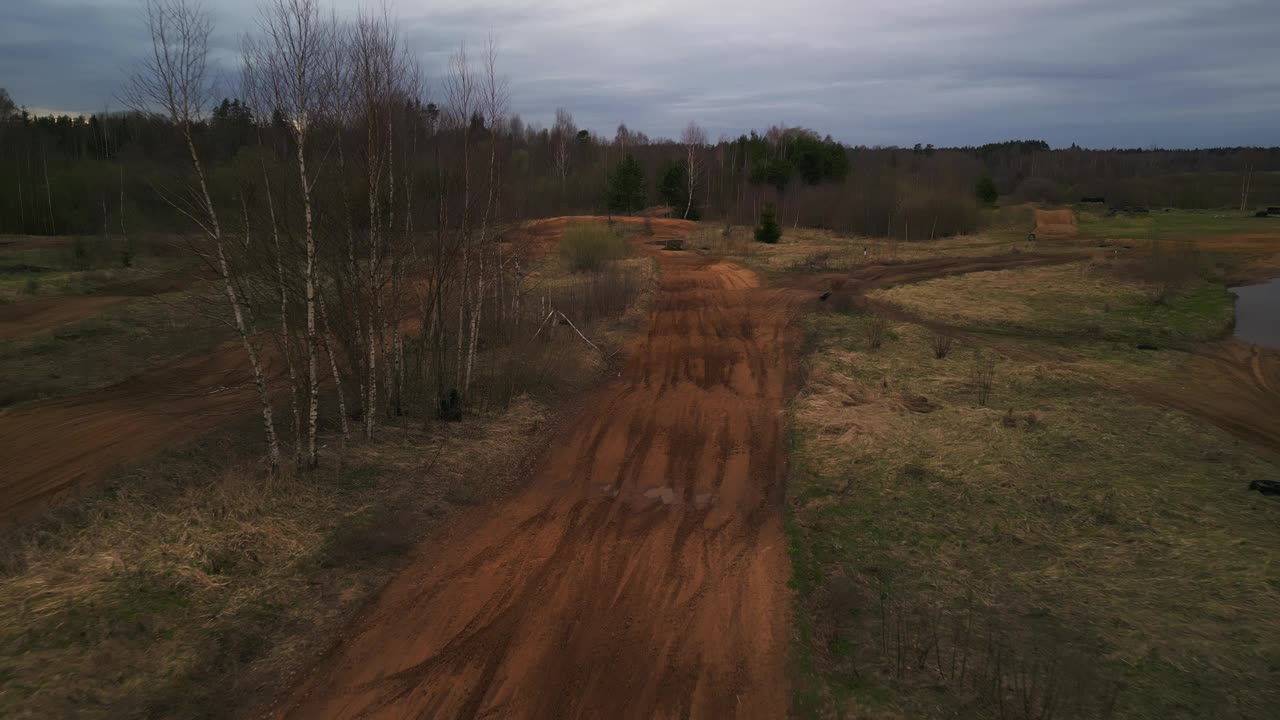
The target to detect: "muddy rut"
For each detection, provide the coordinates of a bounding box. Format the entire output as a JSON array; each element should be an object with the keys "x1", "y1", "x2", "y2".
[
  {"x1": 277, "y1": 247, "x2": 799, "y2": 719},
  {"x1": 276, "y1": 239, "x2": 1106, "y2": 719}
]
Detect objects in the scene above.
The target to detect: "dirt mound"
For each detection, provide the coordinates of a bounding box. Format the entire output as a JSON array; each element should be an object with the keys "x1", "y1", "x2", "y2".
[
  {"x1": 501, "y1": 215, "x2": 696, "y2": 259},
  {"x1": 1033, "y1": 209, "x2": 1079, "y2": 238}
]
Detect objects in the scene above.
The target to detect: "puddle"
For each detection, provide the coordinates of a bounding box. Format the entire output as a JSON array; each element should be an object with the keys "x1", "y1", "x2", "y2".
[{"x1": 1230, "y1": 278, "x2": 1280, "y2": 349}]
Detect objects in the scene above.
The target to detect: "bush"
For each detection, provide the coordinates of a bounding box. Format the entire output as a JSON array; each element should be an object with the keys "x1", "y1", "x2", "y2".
[
  {"x1": 1133, "y1": 239, "x2": 1203, "y2": 304},
  {"x1": 975, "y1": 174, "x2": 998, "y2": 205},
  {"x1": 559, "y1": 223, "x2": 628, "y2": 273},
  {"x1": 755, "y1": 203, "x2": 781, "y2": 244},
  {"x1": 970, "y1": 350, "x2": 996, "y2": 406},
  {"x1": 865, "y1": 312, "x2": 889, "y2": 350},
  {"x1": 931, "y1": 330, "x2": 954, "y2": 359}
]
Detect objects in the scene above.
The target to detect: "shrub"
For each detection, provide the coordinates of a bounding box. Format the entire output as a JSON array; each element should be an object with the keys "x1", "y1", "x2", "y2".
[
  {"x1": 865, "y1": 312, "x2": 889, "y2": 350},
  {"x1": 755, "y1": 203, "x2": 781, "y2": 244},
  {"x1": 970, "y1": 350, "x2": 996, "y2": 406},
  {"x1": 559, "y1": 223, "x2": 627, "y2": 273},
  {"x1": 1134, "y1": 239, "x2": 1202, "y2": 304},
  {"x1": 930, "y1": 330, "x2": 954, "y2": 359},
  {"x1": 23, "y1": 278, "x2": 40, "y2": 295}
]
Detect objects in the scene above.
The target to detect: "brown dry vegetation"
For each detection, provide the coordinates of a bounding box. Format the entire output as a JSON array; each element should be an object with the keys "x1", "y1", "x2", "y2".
[
  {"x1": 0, "y1": 221, "x2": 660, "y2": 718},
  {"x1": 694, "y1": 223, "x2": 1078, "y2": 280},
  {"x1": 0, "y1": 397, "x2": 566, "y2": 718},
  {"x1": 272, "y1": 240, "x2": 796, "y2": 719},
  {"x1": 787, "y1": 231, "x2": 1280, "y2": 718}
]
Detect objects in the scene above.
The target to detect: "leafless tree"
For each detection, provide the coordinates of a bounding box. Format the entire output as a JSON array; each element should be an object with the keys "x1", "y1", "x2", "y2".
[
  {"x1": 445, "y1": 42, "x2": 478, "y2": 396},
  {"x1": 462, "y1": 35, "x2": 510, "y2": 395},
  {"x1": 348, "y1": 5, "x2": 395, "y2": 437},
  {"x1": 124, "y1": 0, "x2": 281, "y2": 469},
  {"x1": 243, "y1": 0, "x2": 339, "y2": 466},
  {"x1": 614, "y1": 123, "x2": 630, "y2": 157},
  {"x1": 680, "y1": 121, "x2": 706, "y2": 219},
  {"x1": 552, "y1": 107, "x2": 575, "y2": 190}
]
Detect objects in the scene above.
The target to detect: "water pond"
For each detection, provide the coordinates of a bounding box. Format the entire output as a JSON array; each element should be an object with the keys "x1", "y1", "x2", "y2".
[{"x1": 1230, "y1": 278, "x2": 1280, "y2": 349}]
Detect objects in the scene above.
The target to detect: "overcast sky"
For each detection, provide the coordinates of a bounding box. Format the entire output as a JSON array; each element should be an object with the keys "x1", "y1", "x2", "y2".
[{"x1": 2, "y1": 0, "x2": 1278, "y2": 148}]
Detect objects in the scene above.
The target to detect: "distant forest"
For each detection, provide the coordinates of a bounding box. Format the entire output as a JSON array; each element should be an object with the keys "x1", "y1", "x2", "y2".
[{"x1": 2, "y1": 86, "x2": 1278, "y2": 242}]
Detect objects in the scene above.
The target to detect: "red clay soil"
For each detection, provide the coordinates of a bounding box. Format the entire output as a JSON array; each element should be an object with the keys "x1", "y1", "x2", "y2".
[
  {"x1": 0, "y1": 337, "x2": 274, "y2": 520},
  {"x1": 0, "y1": 272, "x2": 194, "y2": 339},
  {"x1": 272, "y1": 240, "x2": 1102, "y2": 720},
  {"x1": 275, "y1": 237, "x2": 799, "y2": 719}
]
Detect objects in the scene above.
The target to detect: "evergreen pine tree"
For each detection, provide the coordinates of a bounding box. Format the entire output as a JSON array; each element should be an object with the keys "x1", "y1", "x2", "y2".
[
  {"x1": 606, "y1": 154, "x2": 646, "y2": 214},
  {"x1": 975, "y1": 174, "x2": 998, "y2": 205},
  {"x1": 755, "y1": 203, "x2": 781, "y2": 243}
]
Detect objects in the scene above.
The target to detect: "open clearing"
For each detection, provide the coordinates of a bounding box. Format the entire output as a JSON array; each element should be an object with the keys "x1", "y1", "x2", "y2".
[
  {"x1": 779, "y1": 226, "x2": 1280, "y2": 718},
  {"x1": 275, "y1": 225, "x2": 1093, "y2": 718},
  {"x1": 1, "y1": 213, "x2": 1277, "y2": 719}
]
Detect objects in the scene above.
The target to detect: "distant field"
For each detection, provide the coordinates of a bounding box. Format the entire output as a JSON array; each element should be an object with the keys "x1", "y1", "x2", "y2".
[
  {"x1": 0, "y1": 234, "x2": 188, "y2": 303},
  {"x1": 1077, "y1": 207, "x2": 1280, "y2": 241}
]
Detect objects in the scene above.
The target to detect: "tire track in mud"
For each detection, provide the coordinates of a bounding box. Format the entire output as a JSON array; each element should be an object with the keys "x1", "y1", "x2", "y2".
[
  {"x1": 274, "y1": 240, "x2": 1094, "y2": 719},
  {"x1": 277, "y1": 247, "x2": 800, "y2": 720},
  {"x1": 1138, "y1": 341, "x2": 1280, "y2": 455}
]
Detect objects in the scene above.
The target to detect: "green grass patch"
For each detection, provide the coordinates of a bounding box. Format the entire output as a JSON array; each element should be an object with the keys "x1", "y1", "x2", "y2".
[
  {"x1": 871, "y1": 261, "x2": 1234, "y2": 354},
  {"x1": 0, "y1": 236, "x2": 188, "y2": 302},
  {"x1": 788, "y1": 304, "x2": 1280, "y2": 718},
  {"x1": 1077, "y1": 208, "x2": 1277, "y2": 241}
]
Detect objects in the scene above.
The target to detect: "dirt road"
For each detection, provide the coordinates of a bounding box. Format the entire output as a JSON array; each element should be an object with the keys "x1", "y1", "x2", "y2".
[
  {"x1": 274, "y1": 238, "x2": 1109, "y2": 719},
  {"x1": 0, "y1": 272, "x2": 194, "y2": 339},
  {"x1": 0, "y1": 338, "x2": 272, "y2": 520},
  {"x1": 276, "y1": 241, "x2": 799, "y2": 719},
  {"x1": 1141, "y1": 340, "x2": 1280, "y2": 455}
]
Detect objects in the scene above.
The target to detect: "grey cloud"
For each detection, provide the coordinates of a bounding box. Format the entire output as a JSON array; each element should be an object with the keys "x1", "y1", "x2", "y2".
[{"x1": 1, "y1": 0, "x2": 1277, "y2": 147}]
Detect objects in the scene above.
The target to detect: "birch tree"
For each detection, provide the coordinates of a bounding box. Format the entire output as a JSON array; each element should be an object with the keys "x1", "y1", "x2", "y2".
[
  {"x1": 552, "y1": 108, "x2": 574, "y2": 190},
  {"x1": 124, "y1": 0, "x2": 281, "y2": 470},
  {"x1": 243, "y1": 0, "x2": 339, "y2": 467},
  {"x1": 681, "y1": 121, "x2": 706, "y2": 220}
]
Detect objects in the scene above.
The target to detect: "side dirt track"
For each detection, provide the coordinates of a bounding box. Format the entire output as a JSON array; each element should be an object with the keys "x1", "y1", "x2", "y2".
[
  {"x1": 0, "y1": 272, "x2": 194, "y2": 340},
  {"x1": 0, "y1": 339, "x2": 274, "y2": 521},
  {"x1": 272, "y1": 237, "x2": 1098, "y2": 719}
]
